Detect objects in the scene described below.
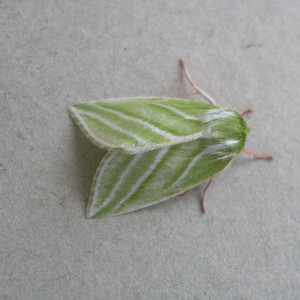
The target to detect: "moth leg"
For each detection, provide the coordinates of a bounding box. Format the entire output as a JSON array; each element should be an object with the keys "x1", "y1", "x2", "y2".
[
  {"x1": 178, "y1": 190, "x2": 190, "y2": 196},
  {"x1": 242, "y1": 148, "x2": 273, "y2": 160},
  {"x1": 200, "y1": 176, "x2": 217, "y2": 213},
  {"x1": 240, "y1": 108, "x2": 253, "y2": 116},
  {"x1": 180, "y1": 58, "x2": 218, "y2": 106}
]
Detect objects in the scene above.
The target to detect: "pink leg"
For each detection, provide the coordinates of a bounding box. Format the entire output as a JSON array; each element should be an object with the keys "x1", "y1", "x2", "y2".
[
  {"x1": 240, "y1": 108, "x2": 253, "y2": 116},
  {"x1": 243, "y1": 148, "x2": 273, "y2": 160},
  {"x1": 178, "y1": 190, "x2": 190, "y2": 197},
  {"x1": 200, "y1": 146, "x2": 273, "y2": 214},
  {"x1": 180, "y1": 58, "x2": 218, "y2": 106},
  {"x1": 240, "y1": 109, "x2": 273, "y2": 159},
  {"x1": 200, "y1": 176, "x2": 216, "y2": 213}
]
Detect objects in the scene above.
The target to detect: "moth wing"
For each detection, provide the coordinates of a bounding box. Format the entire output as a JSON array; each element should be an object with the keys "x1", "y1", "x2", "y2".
[
  {"x1": 87, "y1": 137, "x2": 241, "y2": 219},
  {"x1": 69, "y1": 97, "x2": 217, "y2": 154}
]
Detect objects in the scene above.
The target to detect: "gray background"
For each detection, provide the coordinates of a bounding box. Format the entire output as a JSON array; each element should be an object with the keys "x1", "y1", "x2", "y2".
[{"x1": 1, "y1": 1, "x2": 299, "y2": 299}]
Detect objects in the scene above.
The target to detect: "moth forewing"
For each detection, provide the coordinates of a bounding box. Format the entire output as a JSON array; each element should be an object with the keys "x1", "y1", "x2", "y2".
[{"x1": 69, "y1": 97, "x2": 241, "y2": 154}]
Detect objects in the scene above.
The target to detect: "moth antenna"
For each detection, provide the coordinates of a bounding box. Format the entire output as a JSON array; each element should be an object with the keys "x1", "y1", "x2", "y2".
[
  {"x1": 180, "y1": 58, "x2": 218, "y2": 106},
  {"x1": 243, "y1": 148, "x2": 273, "y2": 160},
  {"x1": 240, "y1": 107, "x2": 253, "y2": 116},
  {"x1": 200, "y1": 176, "x2": 216, "y2": 213}
]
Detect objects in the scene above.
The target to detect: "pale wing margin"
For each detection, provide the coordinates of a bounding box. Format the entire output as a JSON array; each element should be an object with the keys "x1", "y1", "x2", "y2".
[
  {"x1": 69, "y1": 97, "x2": 219, "y2": 153},
  {"x1": 86, "y1": 137, "x2": 241, "y2": 219}
]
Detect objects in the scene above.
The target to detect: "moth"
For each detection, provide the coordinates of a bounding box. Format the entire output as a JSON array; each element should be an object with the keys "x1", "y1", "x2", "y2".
[{"x1": 70, "y1": 58, "x2": 272, "y2": 219}]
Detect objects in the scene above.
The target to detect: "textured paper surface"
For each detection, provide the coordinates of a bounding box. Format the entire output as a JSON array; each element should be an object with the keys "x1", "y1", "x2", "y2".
[{"x1": 1, "y1": 1, "x2": 299, "y2": 299}]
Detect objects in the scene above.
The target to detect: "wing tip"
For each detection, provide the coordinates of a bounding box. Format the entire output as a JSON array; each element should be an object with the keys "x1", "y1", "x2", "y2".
[
  {"x1": 86, "y1": 205, "x2": 102, "y2": 219},
  {"x1": 86, "y1": 194, "x2": 113, "y2": 220},
  {"x1": 68, "y1": 105, "x2": 79, "y2": 120},
  {"x1": 86, "y1": 206, "x2": 115, "y2": 220}
]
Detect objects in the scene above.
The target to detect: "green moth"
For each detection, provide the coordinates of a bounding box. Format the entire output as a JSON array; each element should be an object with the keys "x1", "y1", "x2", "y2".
[{"x1": 70, "y1": 59, "x2": 272, "y2": 219}]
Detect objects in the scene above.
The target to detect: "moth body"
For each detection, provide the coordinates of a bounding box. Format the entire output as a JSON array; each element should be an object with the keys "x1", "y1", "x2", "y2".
[{"x1": 70, "y1": 97, "x2": 248, "y2": 219}]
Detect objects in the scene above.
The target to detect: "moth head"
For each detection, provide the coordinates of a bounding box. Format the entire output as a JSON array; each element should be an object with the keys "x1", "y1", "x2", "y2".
[{"x1": 200, "y1": 108, "x2": 248, "y2": 155}]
